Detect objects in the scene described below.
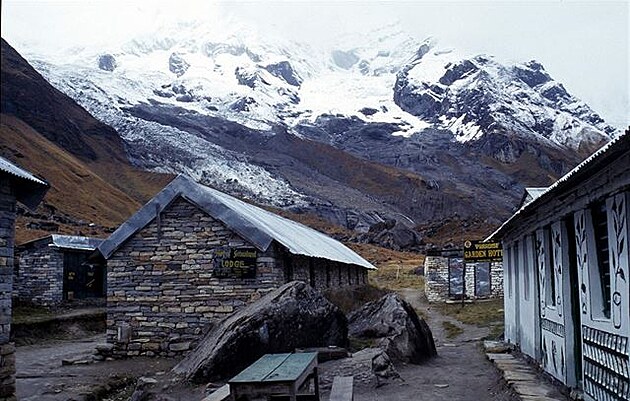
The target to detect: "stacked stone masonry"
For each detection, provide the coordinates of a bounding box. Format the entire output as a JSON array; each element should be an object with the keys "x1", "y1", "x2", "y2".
[
  {"x1": 0, "y1": 177, "x2": 16, "y2": 401},
  {"x1": 424, "y1": 255, "x2": 503, "y2": 302},
  {"x1": 14, "y1": 247, "x2": 64, "y2": 305},
  {"x1": 107, "y1": 197, "x2": 367, "y2": 357}
]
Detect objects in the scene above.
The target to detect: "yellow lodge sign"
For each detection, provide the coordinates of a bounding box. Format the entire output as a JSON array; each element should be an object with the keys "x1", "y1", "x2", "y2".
[
  {"x1": 213, "y1": 247, "x2": 257, "y2": 279},
  {"x1": 463, "y1": 240, "x2": 503, "y2": 262}
]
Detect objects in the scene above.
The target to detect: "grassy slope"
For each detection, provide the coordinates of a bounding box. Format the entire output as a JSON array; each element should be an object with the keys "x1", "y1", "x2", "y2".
[{"x1": 0, "y1": 115, "x2": 150, "y2": 241}]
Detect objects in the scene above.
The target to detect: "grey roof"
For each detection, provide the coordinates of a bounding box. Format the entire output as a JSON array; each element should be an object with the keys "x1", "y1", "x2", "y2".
[
  {"x1": 18, "y1": 234, "x2": 103, "y2": 251},
  {"x1": 488, "y1": 129, "x2": 630, "y2": 241},
  {"x1": 0, "y1": 156, "x2": 49, "y2": 209},
  {"x1": 50, "y1": 235, "x2": 103, "y2": 251},
  {"x1": 98, "y1": 175, "x2": 376, "y2": 270}
]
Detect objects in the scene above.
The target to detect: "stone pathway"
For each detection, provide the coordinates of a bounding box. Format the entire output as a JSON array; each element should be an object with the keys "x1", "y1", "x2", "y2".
[
  {"x1": 15, "y1": 335, "x2": 178, "y2": 400},
  {"x1": 338, "y1": 288, "x2": 519, "y2": 401},
  {"x1": 486, "y1": 350, "x2": 569, "y2": 401}
]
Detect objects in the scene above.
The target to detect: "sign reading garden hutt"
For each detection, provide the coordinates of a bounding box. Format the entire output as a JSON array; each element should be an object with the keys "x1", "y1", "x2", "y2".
[
  {"x1": 213, "y1": 247, "x2": 257, "y2": 279},
  {"x1": 463, "y1": 240, "x2": 503, "y2": 262}
]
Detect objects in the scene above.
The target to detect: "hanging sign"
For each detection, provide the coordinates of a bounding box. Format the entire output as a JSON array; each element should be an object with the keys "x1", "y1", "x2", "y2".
[
  {"x1": 213, "y1": 247, "x2": 257, "y2": 279},
  {"x1": 463, "y1": 240, "x2": 503, "y2": 262}
]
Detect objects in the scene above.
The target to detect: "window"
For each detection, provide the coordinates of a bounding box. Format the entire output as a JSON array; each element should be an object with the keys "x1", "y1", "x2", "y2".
[
  {"x1": 545, "y1": 226, "x2": 557, "y2": 307},
  {"x1": 507, "y1": 246, "x2": 513, "y2": 298},
  {"x1": 514, "y1": 240, "x2": 520, "y2": 296},
  {"x1": 591, "y1": 200, "x2": 611, "y2": 318},
  {"x1": 523, "y1": 236, "x2": 530, "y2": 301}
]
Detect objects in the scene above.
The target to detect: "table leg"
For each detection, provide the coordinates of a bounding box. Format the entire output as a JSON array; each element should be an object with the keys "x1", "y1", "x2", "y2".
[
  {"x1": 290, "y1": 382, "x2": 297, "y2": 401},
  {"x1": 313, "y1": 367, "x2": 320, "y2": 401}
]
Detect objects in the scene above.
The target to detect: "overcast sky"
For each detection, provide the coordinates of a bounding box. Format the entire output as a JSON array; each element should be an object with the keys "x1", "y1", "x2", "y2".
[{"x1": 2, "y1": 0, "x2": 628, "y2": 129}]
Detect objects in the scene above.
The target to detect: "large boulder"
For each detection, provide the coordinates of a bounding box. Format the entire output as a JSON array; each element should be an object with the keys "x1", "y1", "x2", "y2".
[
  {"x1": 172, "y1": 281, "x2": 348, "y2": 383},
  {"x1": 348, "y1": 293, "x2": 436, "y2": 364}
]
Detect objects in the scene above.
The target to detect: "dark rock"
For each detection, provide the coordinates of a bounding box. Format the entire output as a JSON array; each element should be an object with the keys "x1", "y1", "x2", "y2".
[
  {"x1": 98, "y1": 54, "x2": 117, "y2": 72},
  {"x1": 263, "y1": 61, "x2": 302, "y2": 86},
  {"x1": 168, "y1": 53, "x2": 189, "y2": 77},
  {"x1": 230, "y1": 96, "x2": 256, "y2": 112},
  {"x1": 348, "y1": 293, "x2": 436, "y2": 364},
  {"x1": 318, "y1": 348, "x2": 401, "y2": 390},
  {"x1": 439, "y1": 60, "x2": 478, "y2": 86},
  {"x1": 540, "y1": 82, "x2": 569, "y2": 103},
  {"x1": 371, "y1": 349, "x2": 402, "y2": 387},
  {"x1": 512, "y1": 60, "x2": 551, "y2": 88},
  {"x1": 172, "y1": 281, "x2": 348, "y2": 383},
  {"x1": 355, "y1": 219, "x2": 420, "y2": 251},
  {"x1": 359, "y1": 107, "x2": 378, "y2": 116}
]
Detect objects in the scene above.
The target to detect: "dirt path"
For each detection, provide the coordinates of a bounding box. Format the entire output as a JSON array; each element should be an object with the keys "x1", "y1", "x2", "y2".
[
  {"x1": 16, "y1": 334, "x2": 178, "y2": 401},
  {"x1": 350, "y1": 289, "x2": 517, "y2": 401}
]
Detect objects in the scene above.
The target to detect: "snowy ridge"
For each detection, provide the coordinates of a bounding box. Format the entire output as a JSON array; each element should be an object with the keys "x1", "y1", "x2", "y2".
[{"x1": 16, "y1": 22, "x2": 620, "y2": 219}]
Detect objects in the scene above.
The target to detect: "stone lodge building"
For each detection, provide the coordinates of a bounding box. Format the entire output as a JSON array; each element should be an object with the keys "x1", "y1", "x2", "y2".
[
  {"x1": 489, "y1": 130, "x2": 629, "y2": 401},
  {"x1": 424, "y1": 248, "x2": 503, "y2": 303},
  {"x1": 0, "y1": 157, "x2": 48, "y2": 401},
  {"x1": 15, "y1": 235, "x2": 104, "y2": 305},
  {"x1": 97, "y1": 175, "x2": 376, "y2": 357}
]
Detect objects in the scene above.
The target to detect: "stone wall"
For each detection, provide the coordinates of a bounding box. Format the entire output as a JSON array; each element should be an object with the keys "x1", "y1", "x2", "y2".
[
  {"x1": 287, "y1": 254, "x2": 368, "y2": 289},
  {"x1": 107, "y1": 197, "x2": 371, "y2": 357},
  {"x1": 0, "y1": 177, "x2": 16, "y2": 401},
  {"x1": 424, "y1": 255, "x2": 503, "y2": 302},
  {"x1": 107, "y1": 197, "x2": 286, "y2": 357},
  {"x1": 14, "y1": 247, "x2": 64, "y2": 305}
]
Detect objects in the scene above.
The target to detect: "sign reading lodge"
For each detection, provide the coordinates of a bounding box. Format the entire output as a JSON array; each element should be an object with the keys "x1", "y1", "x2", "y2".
[
  {"x1": 213, "y1": 247, "x2": 257, "y2": 279},
  {"x1": 463, "y1": 240, "x2": 503, "y2": 262}
]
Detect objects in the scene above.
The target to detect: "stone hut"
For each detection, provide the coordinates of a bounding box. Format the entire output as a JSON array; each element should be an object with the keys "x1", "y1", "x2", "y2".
[
  {"x1": 0, "y1": 157, "x2": 48, "y2": 401},
  {"x1": 15, "y1": 235, "x2": 104, "y2": 305},
  {"x1": 424, "y1": 248, "x2": 503, "y2": 302},
  {"x1": 488, "y1": 130, "x2": 629, "y2": 400},
  {"x1": 97, "y1": 175, "x2": 376, "y2": 357}
]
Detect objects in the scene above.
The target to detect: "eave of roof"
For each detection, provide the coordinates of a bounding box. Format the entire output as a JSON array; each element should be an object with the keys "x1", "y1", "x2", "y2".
[
  {"x1": 18, "y1": 234, "x2": 102, "y2": 251},
  {"x1": 487, "y1": 130, "x2": 630, "y2": 242},
  {"x1": 98, "y1": 175, "x2": 376, "y2": 270},
  {"x1": 0, "y1": 156, "x2": 49, "y2": 209}
]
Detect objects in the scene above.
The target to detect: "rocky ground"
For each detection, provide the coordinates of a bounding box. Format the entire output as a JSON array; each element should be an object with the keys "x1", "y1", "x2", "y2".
[
  {"x1": 15, "y1": 334, "x2": 178, "y2": 401},
  {"x1": 14, "y1": 288, "x2": 517, "y2": 401},
  {"x1": 333, "y1": 288, "x2": 517, "y2": 401}
]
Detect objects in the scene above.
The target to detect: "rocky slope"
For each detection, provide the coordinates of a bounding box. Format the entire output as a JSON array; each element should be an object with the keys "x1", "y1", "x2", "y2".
[
  {"x1": 6, "y1": 23, "x2": 620, "y2": 247},
  {"x1": 1, "y1": 39, "x2": 171, "y2": 242}
]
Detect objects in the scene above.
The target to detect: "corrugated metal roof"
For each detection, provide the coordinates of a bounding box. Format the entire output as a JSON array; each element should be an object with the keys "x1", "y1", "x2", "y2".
[
  {"x1": 487, "y1": 129, "x2": 630, "y2": 241},
  {"x1": 98, "y1": 175, "x2": 376, "y2": 270},
  {"x1": 0, "y1": 156, "x2": 49, "y2": 209},
  {"x1": 50, "y1": 235, "x2": 102, "y2": 251},
  {"x1": 0, "y1": 156, "x2": 47, "y2": 186}
]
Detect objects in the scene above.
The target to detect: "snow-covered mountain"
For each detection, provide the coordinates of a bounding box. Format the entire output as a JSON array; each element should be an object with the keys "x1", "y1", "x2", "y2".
[{"x1": 11, "y1": 21, "x2": 620, "y2": 245}]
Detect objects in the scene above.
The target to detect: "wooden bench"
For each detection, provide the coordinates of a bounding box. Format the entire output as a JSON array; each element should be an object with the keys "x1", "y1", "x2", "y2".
[{"x1": 329, "y1": 376, "x2": 353, "y2": 401}]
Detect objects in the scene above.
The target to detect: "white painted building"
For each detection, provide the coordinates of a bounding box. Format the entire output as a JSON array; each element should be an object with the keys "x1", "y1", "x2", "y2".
[{"x1": 488, "y1": 130, "x2": 630, "y2": 401}]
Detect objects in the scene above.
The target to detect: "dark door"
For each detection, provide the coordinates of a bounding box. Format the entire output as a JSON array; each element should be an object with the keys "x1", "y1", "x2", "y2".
[
  {"x1": 449, "y1": 257, "x2": 464, "y2": 299},
  {"x1": 475, "y1": 262, "x2": 492, "y2": 297},
  {"x1": 63, "y1": 251, "x2": 104, "y2": 299}
]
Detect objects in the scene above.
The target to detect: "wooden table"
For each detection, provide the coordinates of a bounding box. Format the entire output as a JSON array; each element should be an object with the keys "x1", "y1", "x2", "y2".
[{"x1": 228, "y1": 353, "x2": 320, "y2": 401}]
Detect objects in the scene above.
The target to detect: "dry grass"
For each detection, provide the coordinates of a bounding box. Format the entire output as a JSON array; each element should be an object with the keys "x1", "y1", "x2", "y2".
[
  {"x1": 367, "y1": 256, "x2": 425, "y2": 290},
  {"x1": 435, "y1": 299, "x2": 504, "y2": 339},
  {"x1": 442, "y1": 321, "x2": 464, "y2": 339},
  {"x1": 324, "y1": 285, "x2": 390, "y2": 314}
]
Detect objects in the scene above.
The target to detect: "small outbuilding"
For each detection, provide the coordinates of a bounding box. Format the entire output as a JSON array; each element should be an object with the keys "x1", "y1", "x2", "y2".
[
  {"x1": 15, "y1": 234, "x2": 104, "y2": 305},
  {"x1": 97, "y1": 175, "x2": 376, "y2": 357},
  {"x1": 0, "y1": 156, "x2": 48, "y2": 400},
  {"x1": 424, "y1": 248, "x2": 503, "y2": 303},
  {"x1": 488, "y1": 130, "x2": 629, "y2": 401}
]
